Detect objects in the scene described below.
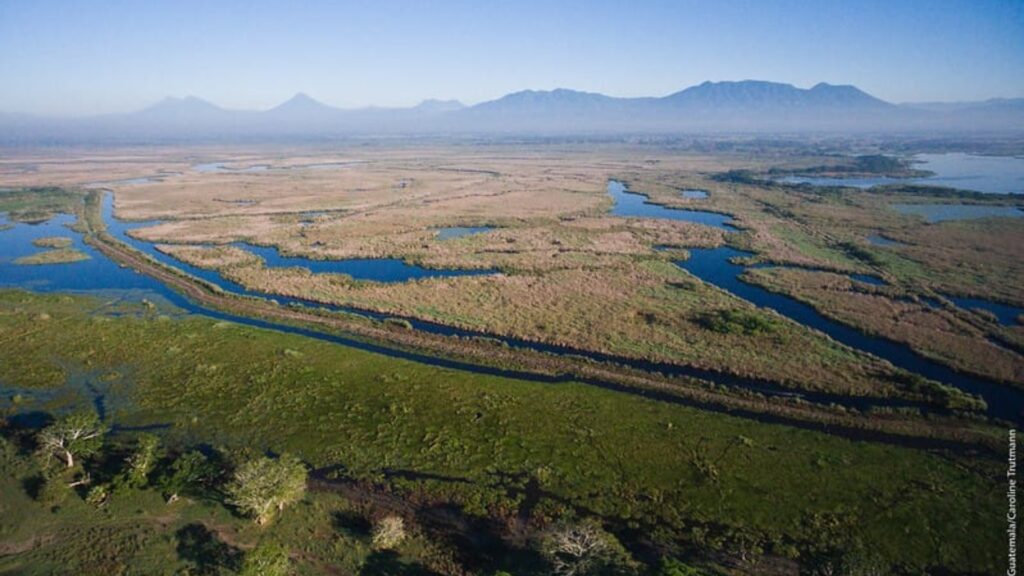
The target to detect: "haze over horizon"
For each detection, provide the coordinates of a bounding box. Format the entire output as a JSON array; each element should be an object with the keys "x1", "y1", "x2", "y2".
[{"x1": 1, "y1": 0, "x2": 1023, "y2": 117}]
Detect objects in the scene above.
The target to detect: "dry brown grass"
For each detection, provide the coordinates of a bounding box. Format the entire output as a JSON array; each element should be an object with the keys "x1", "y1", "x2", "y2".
[
  {"x1": 4, "y1": 143, "x2": 1020, "y2": 399},
  {"x1": 746, "y1": 267, "x2": 1024, "y2": 384}
]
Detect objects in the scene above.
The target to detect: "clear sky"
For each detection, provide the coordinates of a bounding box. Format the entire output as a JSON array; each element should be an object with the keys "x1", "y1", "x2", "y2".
[{"x1": 1, "y1": 0, "x2": 1022, "y2": 116}]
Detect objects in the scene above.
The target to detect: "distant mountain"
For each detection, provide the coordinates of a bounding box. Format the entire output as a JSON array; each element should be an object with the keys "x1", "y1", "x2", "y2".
[
  {"x1": 1, "y1": 81, "x2": 1021, "y2": 143},
  {"x1": 661, "y1": 80, "x2": 889, "y2": 109},
  {"x1": 413, "y1": 99, "x2": 465, "y2": 113},
  {"x1": 468, "y1": 88, "x2": 627, "y2": 114},
  {"x1": 136, "y1": 96, "x2": 229, "y2": 119},
  {"x1": 448, "y1": 81, "x2": 912, "y2": 132},
  {"x1": 265, "y1": 93, "x2": 340, "y2": 119}
]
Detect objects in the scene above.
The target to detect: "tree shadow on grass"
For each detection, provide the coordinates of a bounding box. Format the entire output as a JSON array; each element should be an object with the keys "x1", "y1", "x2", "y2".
[
  {"x1": 175, "y1": 523, "x2": 241, "y2": 575},
  {"x1": 332, "y1": 509, "x2": 372, "y2": 536},
  {"x1": 360, "y1": 550, "x2": 439, "y2": 576}
]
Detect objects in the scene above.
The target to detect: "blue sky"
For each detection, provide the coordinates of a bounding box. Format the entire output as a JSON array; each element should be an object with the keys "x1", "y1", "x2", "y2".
[{"x1": 1, "y1": 0, "x2": 1022, "y2": 115}]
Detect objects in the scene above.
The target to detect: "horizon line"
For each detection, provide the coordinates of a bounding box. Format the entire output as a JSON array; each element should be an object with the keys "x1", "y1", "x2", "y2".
[{"x1": 7, "y1": 79, "x2": 1023, "y2": 119}]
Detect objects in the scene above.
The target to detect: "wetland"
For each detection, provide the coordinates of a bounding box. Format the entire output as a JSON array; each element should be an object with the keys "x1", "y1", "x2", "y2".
[{"x1": 1, "y1": 141, "x2": 1022, "y2": 575}]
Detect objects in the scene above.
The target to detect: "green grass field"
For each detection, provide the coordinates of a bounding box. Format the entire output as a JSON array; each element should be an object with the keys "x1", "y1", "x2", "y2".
[{"x1": 0, "y1": 290, "x2": 1005, "y2": 574}]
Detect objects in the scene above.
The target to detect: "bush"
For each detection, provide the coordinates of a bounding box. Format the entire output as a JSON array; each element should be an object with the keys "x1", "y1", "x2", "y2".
[
  {"x1": 85, "y1": 484, "x2": 110, "y2": 508},
  {"x1": 698, "y1": 309, "x2": 779, "y2": 336},
  {"x1": 371, "y1": 515, "x2": 407, "y2": 550},
  {"x1": 240, "y1": 541, "x2": 290, "y2": 576}
]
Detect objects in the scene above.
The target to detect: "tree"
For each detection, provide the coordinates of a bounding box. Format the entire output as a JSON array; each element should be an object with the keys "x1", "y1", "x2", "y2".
[
  {"x1": 159, "y1": 450, "x2": 220, "y2": 503},
  {"x1": 36, "y1": 411, "x2": 106, "y2": 469},
  {"x1": 227, "y1": 454, "x2": 307, "y2": 525},
  {"x1": 371, "y1": 515, "x2": 407, "y2": 550},
  {"x1": 124, "y1": 434, "x2": 161, "y2": 488},
  {"x1": 240, "y1": 541, "x2": 290, "y2": 576},
  {"x1": 540, "y1": 518, "x2": 636, "y2": 576}
]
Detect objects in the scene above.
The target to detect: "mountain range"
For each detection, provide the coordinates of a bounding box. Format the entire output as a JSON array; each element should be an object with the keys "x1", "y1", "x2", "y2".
[{"x1": 3, "y1": 80, "x2": 1022, "y2": 143}]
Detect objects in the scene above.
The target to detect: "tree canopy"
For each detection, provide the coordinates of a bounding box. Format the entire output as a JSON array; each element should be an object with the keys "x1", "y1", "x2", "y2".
[{"x1": 227, "y1": 453, "x2": 307, "y2": 525}]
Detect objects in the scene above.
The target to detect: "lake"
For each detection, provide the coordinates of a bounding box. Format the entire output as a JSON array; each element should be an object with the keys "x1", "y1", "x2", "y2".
[
  {"x1": 779, "y1": 153, "x2": 1024, "y2": 195},
  {"x1": 891, "y1": 203, "x2": 1024, "y2": 223}
]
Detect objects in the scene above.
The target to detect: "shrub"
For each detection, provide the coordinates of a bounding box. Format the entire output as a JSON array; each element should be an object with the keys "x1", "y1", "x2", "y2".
[
  {"x1": 698, "y1": 309, "x2": 779, "y2": 336},
  {"x1": 240, "y1": 541, "x2": 290, "y2": 576},
  {"x1": 85, "y1": 484, "x2": 110, "y2": 508},
  {"x1": 371, "y1": 515, "x2": 407, "y2": 550}
]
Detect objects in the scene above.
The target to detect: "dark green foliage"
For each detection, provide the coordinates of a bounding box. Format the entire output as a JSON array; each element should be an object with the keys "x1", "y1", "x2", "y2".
[
  {"x1": 654, "y1": 558, "x2": 715, "y2": 576},
  {"x1": 0, "y1": 187, "x2": 83, "y2": 223},
  {"x1": 240, "y1": 541, "x2": 291, "y2": 576},
  {"x1": 698, "y1": 309, "x2": 781, "y2": 335},
  {"x1": 360, "y1": 550, "x2": 439, "y2": 575},
  {"x1": 158, "y1": 450, "x2": 223, "y2": 502},
  {"x1": 834, "y1": 241, "x2": 883, "y2": 267},
  {"x1": 710, "y1": 170, "x2": 759, "y2": 184},
  {"x1": 848, "y1": 155, "x2": 905, "y2": 174}
]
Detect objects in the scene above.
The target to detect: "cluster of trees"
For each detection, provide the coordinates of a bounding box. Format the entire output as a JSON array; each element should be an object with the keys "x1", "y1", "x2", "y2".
[
  {"x1": 24, "y1": 411, "x2": 722, "y2": 575},
  {"x1": 34, "y1": 411, "x2": 308, "y2": 523},
  {"x1": 29, "y1": 410, "x2": 307, "y2": 575},
  {"x1": 17, "y1": 410, "x2": 884, "y2": 575}
]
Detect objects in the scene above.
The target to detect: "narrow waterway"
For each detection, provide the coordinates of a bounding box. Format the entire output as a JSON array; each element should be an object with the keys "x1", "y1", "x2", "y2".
[
  {"x1": 603, "y1": 181, "x2": 1023, "y2": 421},
  {"x1": 3, "y1": 184, "x2": 1022, "y2": 423},
  {"x1": 0, "y1": 195, "x2": 925, "y2": 416}
]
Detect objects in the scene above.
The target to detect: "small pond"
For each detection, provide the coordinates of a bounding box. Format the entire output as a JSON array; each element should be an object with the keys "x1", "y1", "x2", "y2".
[
  {"x1": 866, "y1": 234, "x2": 902, "y2": 247},
  {"x1": 436, "y1": 226, "x2": 494, "y2": 240},
  {"x1": 192, "y1": 163, "x2": 271, "y2": 173},
  {"x1": 850, "y1": 274, "x2": 886, "y2": 286}
]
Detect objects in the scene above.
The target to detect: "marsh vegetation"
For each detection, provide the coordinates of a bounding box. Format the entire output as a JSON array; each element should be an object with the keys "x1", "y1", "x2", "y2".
[{"x1": 0, "y1": 140, "x2": 1021, "y2": 574}]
